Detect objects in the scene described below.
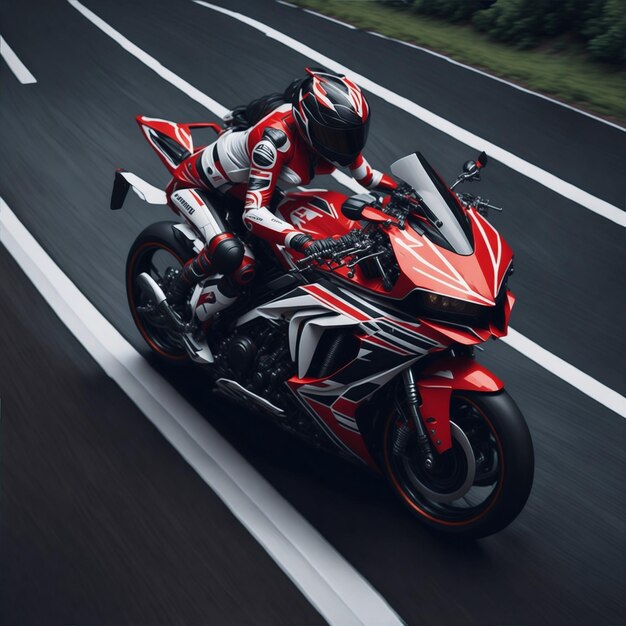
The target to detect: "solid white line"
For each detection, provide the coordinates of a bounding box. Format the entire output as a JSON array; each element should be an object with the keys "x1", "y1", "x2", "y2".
[
  {"x1": 303, "y1": 9, "x2": 357, "y2": 30},
  {"x1": 1, "y1": 36, "x2": 36, "y2": 84},
  {"x1": 387, "y1": 37, "x2": 626, "y2": 132},
  {"x1": 65, "y1": 0, "x2": 626, "y2": 417},
  {"x1": 193, "y1": 1, "x2": 626, "y2": 228},
  {"x1": 501, "y1": 329, "x2": 625, "y2": 418},
  {"x1": 0, "y1": 197, "x2": 406, "y2": 626},
  {"x1": 351, "y1": 30, "x2": 625, "y2": 132}
]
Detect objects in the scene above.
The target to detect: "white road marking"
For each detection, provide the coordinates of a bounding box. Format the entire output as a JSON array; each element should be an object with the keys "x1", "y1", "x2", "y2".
[
  {"x1": 302, "y1": 9, "x2": 356, "y2": 30},
  {"x1": 66, "y1": 0, "x2": 626, "y2": 418},
  {"x1": 274, "y1": 1, "x2": 624, "y2": 132},
  {"x1": 368, "y1": 32, "x2": 626, "y2": 132},
  {"x1": 1, "y1": 36, "x2": 36, "y2": 84},
  {"x1": 502, "y1": 329, "x2": 625, "y2": 418},
  {"x1": 0, "y1": 197, "x2": 406, "y2": 626},
  {"x1": 66, "y1": 0, "x2": 228, "y2": 118},
  {"x1": 193, "y1": 1, "x2": 626, "y2": 228}
]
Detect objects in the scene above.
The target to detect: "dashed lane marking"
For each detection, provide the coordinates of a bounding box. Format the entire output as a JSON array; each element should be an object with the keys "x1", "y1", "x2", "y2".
[{"x1": 1, "y1": 36, "x2": 36, "y2": 84}]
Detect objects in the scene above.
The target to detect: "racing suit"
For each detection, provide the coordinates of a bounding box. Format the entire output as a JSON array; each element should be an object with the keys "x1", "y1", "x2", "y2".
[{"x1": 168, "y1": 103, "x2": 397, "y2": 322}]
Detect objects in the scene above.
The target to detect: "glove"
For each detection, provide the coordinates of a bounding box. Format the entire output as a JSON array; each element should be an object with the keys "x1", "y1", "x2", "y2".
[
  {"x1": 289, "y1": 233, "x2": 339, "y2": 258},
  {"x1": 288, "y1": 233, "x2": 313, "y2": 252},
  {"x1": 302, "y1": 237, "x2": 340, "y2": 258}
]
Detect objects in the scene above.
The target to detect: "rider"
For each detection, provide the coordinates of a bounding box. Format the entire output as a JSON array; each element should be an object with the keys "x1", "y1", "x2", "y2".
[{"x1": 166, "y1": 67, "x2": 397, "y2": 325}]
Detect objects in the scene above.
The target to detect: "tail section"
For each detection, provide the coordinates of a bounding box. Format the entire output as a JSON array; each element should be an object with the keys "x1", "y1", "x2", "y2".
[
  {"x1": 136, "y1": 116, "x2": 194, "y2": 173},
  {"x1": 136, "y1": 117, "x2": 223, "y2": 173}
]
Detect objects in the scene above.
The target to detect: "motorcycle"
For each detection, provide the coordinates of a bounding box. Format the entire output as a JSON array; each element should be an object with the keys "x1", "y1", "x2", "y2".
[{"x1": 111, "y1": 116, "x2": 534, "y2": 538}]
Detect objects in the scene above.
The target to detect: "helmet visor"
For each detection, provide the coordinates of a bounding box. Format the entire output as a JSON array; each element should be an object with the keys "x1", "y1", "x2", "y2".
[{"x1": 309, "y1": 118, "x2": 370, "y2": 166}]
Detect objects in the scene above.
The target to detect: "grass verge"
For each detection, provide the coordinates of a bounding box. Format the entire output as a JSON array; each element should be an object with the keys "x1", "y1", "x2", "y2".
[{"x1": 291, "y1": 0, "x2": 625, "y2": 123}]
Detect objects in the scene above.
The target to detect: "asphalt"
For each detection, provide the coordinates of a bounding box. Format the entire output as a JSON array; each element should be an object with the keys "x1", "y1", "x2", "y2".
[
  {"x1": 1, "y1": 0, "x2": 625, "y2": 624},
  {"x1": 0, "y1": 246, "x2": 323, "y2": 625}
]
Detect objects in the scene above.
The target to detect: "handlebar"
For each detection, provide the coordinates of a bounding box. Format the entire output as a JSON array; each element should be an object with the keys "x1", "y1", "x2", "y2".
[{"x1": 456, "y1": 192, "x2": 503, "y2": 215}]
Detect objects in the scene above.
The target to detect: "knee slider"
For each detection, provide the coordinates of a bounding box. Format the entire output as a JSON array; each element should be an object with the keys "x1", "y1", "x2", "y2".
[{"x1": 210, "y1": 235, "x2": 244, "y2": 273}]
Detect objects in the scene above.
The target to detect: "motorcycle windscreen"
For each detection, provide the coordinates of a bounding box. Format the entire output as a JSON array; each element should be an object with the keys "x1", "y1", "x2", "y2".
[{"x1": 390, "y1": 152, "x2": 473, "y2": 255}]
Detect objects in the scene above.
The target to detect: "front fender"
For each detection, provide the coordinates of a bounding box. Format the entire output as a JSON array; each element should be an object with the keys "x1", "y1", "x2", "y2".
[{"x1": 415, "y1": 357, "x2": 504, "y2": 453}]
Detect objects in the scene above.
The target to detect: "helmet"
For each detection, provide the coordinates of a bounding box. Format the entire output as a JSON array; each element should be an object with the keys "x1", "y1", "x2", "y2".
[{"x1": 291, "y1": 68, "x2": 370, "y2": 167}]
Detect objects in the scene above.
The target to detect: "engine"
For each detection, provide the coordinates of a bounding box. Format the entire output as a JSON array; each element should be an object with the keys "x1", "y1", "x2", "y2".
[{"x1": 209, "y1": 319, "x2": 333, "y2": 448}]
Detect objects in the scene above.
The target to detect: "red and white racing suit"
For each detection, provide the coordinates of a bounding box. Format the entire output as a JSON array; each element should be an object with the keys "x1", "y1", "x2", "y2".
[{"x1": 169, "y1": 103, "x2": 397, "y2": 321}]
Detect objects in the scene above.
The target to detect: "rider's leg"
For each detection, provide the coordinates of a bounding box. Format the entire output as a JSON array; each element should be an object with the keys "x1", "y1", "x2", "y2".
[
  {"x1": 190, "y1": 244, "x2": 255, "y2": 321},
  {"x1": 167, "y1": 188, "x2": 245, "y2": 315}
]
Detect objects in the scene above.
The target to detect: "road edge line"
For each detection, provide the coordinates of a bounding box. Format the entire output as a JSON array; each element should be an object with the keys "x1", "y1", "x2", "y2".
[
  {"x1": 0, "y1": 198, "x2": 406, "y2": 626},
  {"x1": 501, "y1": 329, "x2": 625, "y2": 418}
]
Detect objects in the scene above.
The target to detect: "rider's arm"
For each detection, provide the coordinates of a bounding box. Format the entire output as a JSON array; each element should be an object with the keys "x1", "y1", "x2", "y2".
[
  {"x1": 242, "y1": 138, "x2": 305, "y2": 249},
  {"x1": 349, "y1": 153, "x2": 397, "y2": 191}
]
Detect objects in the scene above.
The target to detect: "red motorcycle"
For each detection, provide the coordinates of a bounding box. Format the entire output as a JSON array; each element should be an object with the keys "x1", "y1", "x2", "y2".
[{"x1": 112, "y1": 118, "x2": 534, "y2": 538}]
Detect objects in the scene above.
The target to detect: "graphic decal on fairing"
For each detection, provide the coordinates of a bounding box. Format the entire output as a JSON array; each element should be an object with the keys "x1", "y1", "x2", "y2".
[
  {"x1": 247, "y1": 281, "x2": 446, "y2": 463},
  {"x1": 396, "y1": 228, "x2": 494, "y2": 305}
]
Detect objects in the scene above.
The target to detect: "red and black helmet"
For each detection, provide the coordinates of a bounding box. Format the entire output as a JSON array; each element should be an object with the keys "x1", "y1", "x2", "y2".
[{"x1": 291, "y1": 68, "x2": 370, "y2": 167}]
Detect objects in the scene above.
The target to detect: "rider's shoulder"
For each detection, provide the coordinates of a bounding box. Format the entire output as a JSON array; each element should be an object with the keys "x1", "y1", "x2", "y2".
[{"x1": 248, "y1": 104, "x2": 296, "y2": 152}]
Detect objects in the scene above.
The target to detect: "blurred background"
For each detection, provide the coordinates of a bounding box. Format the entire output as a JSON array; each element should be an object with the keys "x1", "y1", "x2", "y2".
[{"x1": 295, "y1": 0, "x2": 625, "y2": 121}]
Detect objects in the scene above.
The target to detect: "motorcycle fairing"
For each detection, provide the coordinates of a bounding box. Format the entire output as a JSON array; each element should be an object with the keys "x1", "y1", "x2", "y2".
[
  {"x1": 390, "y1": 207, "x2": 513, "y2": 306},
  {"x1": 137, "y1": 117, "x2": 221, "y2": 175},
  {"x1": 137, "y1": 116, "x2": 195, "y2": 172},
  {"x1": 253, "y1": 280, "x2": 447, "y2": 465},
  {"x1": 418, "y1": 288, "x2": 515, "y2": 345},
  {"x1": 276, "y1": 189, "x2": 358, "y2": 238},
  {"x1": 416, "y1": 356, "x2": 504, "y2": 453}
]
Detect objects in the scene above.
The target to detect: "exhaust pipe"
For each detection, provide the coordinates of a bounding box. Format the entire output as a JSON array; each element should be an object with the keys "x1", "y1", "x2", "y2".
[{"x1": 137, "y1": 272, "x2": 185, "y2": 331}]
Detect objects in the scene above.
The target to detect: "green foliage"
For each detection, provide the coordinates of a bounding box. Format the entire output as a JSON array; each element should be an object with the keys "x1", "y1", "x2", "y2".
[
  {"x1": 293, "y1": 0, "x2": 626, "y2": 120},
  {"x1": 413, "y1": 0, "x2": 494, "y2": 22},
  {"x1": 408, "y1": 0, "x2": 626, "y2": 64},
  {"x1": 469, "y1": 0, "x2": 625, "y2": 63},
  {"x1": 584, "y1": 0, "x2": 626, "y2": 64}
]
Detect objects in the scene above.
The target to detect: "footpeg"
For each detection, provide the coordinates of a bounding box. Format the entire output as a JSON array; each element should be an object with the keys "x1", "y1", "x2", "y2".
[{"x1": 182, "y1": 332, "x2": 214, "y2": 364}]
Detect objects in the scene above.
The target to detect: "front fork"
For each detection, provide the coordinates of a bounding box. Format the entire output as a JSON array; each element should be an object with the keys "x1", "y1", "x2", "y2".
[
  {"x1": 400, "y1": 368, "x2": 435, "y2": 470},
  {"x1": 394, "y1": 356, "x2": 505, "y2": 463}
]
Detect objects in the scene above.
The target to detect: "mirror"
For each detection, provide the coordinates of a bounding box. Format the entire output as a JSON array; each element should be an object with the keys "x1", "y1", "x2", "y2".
[
  {"x1": 341, "y1": 193, "x2": 376, "y2": 220},
  {"x1": 462, "y1": 160, "x2": 478, "y2": 175}
]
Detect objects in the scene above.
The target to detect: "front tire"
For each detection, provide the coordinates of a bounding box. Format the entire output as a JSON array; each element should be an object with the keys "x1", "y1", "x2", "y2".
[
  {"x1": 381, "y1": 390, "x2": 534, "y2": 538},
  {"x1": 126, "y1": 221, "x2": 195, "y2": 361}
]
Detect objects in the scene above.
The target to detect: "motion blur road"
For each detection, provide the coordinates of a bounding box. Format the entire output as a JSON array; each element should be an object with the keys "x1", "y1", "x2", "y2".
[{"x1": 1, "y1": 0, "x2": 625, "y2": 624}]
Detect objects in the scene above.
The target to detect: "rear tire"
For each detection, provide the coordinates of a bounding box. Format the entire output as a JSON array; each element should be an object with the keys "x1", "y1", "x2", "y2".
[
  {"x1": 381, "y1": 390, "x2": 534, "y2": 539},
  {"x1": 126, "y1": 221, "x2": 195, "y2": 361}
]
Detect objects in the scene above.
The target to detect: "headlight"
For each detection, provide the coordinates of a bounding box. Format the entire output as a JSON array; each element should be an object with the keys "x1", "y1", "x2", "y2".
[{"x1": 423, "y1": 292, "x2": 471, "y2": 313}]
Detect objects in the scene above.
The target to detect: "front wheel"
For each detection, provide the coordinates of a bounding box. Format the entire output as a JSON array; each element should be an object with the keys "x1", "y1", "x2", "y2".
[{"x1": 381, "y1": 390, "x2": 534, "y2": 538}]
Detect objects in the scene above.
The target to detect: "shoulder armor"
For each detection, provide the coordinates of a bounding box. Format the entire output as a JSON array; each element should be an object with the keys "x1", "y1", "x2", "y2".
[{"x1": 262, "y1": 127, "x2": 288, "y2": 149}]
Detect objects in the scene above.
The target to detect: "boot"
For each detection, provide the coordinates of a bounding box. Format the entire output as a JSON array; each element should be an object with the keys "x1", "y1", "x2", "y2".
[
  {"x1": 191, "y1": 279, "x2": 238, "y2": 322},
  {"x1": 167, "y1": 248, "x2": 214, "y2": 309}
]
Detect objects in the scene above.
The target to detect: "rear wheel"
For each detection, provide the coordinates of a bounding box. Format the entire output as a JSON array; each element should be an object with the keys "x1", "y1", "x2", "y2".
[
  {"x1": 381, "y1": 390, "x2": 534, "y2": 538},
  {"x1": 126, "y1": 221, "x2": 195, "y2": 361}
]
